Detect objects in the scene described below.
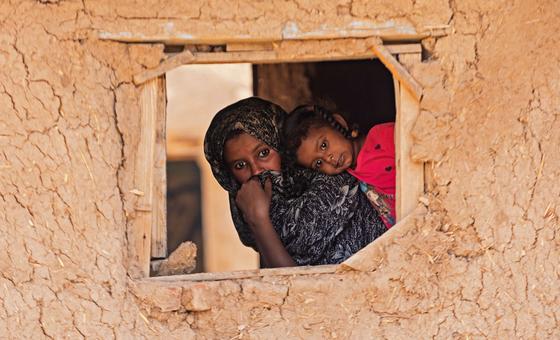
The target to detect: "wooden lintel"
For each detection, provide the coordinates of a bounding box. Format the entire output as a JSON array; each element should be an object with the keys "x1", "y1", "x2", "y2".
[
  {"x1": 134, "y1": 42, "x2": 422, "y2": 85},
  {"x1": 98, "y1": 20, "x2": 438, "y2": 45},
  {"x1": 99, "y1": 31, "x2": 446, "y2": 46}
]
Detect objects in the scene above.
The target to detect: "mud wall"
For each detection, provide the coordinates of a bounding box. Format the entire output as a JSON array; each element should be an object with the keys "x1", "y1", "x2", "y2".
[{"x1": 0, "y1": 0, "x2": 559, "y2": 338}]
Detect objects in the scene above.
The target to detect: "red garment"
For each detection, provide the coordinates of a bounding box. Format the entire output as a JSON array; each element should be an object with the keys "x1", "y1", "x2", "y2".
[{"x1": 348, "y1": 122, "x2": 396, "y2": 228}]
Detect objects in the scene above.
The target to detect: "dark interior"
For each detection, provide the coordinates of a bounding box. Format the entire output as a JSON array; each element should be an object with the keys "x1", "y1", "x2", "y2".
[{"x1": 254, "y1": 58, "x2": 396, "y2": 134}]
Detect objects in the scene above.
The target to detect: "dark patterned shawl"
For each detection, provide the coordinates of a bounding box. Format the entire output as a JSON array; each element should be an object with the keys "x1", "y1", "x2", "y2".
[{"x1": 204, "y1": 97, "x2": 386, "y2": 265}]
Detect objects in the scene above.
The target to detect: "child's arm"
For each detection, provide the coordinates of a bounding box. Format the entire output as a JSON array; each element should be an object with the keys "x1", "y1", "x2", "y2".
[{"x1": 235, "y1": 178, "x2": 296, "y2": 267}]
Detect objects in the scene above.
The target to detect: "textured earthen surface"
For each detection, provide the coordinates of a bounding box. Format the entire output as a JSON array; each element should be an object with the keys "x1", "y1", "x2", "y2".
[
  {"x1": 154, "y1": 242, "x2": 197, "y2": 276},
  {"x1": 1, "y1": 0, "x2": 559, "y2": 338}
]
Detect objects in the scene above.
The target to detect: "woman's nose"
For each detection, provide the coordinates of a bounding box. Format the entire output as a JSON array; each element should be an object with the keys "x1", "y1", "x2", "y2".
[{"x1": 250, "y1": 163, "x2": 263, "y2": 176}]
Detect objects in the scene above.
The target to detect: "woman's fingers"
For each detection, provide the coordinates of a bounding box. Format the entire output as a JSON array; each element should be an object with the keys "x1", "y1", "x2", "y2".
[
  {"x1": 235, "y1": 176, "x2": 273, "y2": 227},
  {"x1": 264, "y1": 178, "x2": 272, "y2": 198},
  {"x1": 238, "y1": 177, "x2": 258, "y2": 194}
]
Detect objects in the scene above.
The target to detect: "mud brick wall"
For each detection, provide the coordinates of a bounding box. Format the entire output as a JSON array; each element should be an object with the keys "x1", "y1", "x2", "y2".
[{"x1": 0, "y1": 1, "x2": 558, "y2": 338}]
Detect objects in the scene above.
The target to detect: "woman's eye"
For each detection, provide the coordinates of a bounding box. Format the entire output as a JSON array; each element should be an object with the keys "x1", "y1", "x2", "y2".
[
  {"x1": 320, "y1": 140, "x2": 328, "y2": 150},
  {"x1": 314, "y1": 159, "x2": 323, "y2": 169},
  {"x1": 234, "y1": 161, "x2": 246, "y2": 170},
  {"x1": 258, "y1": 148, "x2": 270, "y2": 158}
]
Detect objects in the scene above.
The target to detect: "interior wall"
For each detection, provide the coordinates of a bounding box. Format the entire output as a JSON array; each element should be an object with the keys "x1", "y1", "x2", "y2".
[
  {"x1": 253, "y1": 63, "x2": 312, "y2": 112},
  {"x1": 0, "y1": 1, "x2": 559, "y2": 338},
  {"x1": 255, "y1": 59, "x2": 396, "y2": 134},
  {"x1": 165, "y1": 160, "x2": 203, "y2": 272}
]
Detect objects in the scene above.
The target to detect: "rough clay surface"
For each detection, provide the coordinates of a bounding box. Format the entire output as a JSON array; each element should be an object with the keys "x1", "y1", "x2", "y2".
[
  {"x1": 1, "y1": 0, "x2": 559, "y2": 339},
  {"x1": 154, "y1": 242, "x2": 197, "y2": 277}
]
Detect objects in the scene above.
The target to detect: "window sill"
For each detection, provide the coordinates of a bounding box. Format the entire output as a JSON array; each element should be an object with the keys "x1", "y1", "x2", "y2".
[{"x1": 130, "y1": 265, "x2": 338, "y2": 312}]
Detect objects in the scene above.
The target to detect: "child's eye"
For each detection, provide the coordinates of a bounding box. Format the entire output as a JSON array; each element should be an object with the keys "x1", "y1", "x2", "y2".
[
  {"x1": 258, "y1": 148, "x2": 270, "y2": 158},
  {"x1": 234, "y1": 161, "x2": 246, "y2": 170},
  {"x1": 314, "y1": 159, "x2": 323, "y2": 169},
  {"x1": 320, "y1": 140, "x2": 328, "y2": 150}
]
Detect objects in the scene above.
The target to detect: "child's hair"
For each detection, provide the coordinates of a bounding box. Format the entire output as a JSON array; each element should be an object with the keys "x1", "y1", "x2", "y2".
[
  {"x1": 282, "y1": 104, "x2": 358, "y2": 166},
  {"x1": 224, "y1": 128, "x2": 245, "y2": 143}
]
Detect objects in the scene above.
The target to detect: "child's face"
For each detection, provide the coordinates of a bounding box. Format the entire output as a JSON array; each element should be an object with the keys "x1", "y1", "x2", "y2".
[
  {"x1": 296, "y1": 125, "x2": 355, "y2": 175},
  {"x1": 224, "y1": 132, "x2": 281, "y2": 184}
]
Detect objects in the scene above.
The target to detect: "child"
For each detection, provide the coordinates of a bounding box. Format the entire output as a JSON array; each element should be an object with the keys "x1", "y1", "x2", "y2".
[{"x1": 283, "y1": 105, "x2": 396, "y2": 228}]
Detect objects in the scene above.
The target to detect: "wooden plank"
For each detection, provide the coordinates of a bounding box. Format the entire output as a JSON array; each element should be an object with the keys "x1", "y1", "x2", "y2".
[
  {"x1": 227, "y1": 42, "x2": 274, "y2": 52},
  {"x1": 395, "y1": 52, "x2": 424, "y2": 220},
  {"x1": 151, "y1": 75, "x2": 167, "y2": 259},
  {"x1": 371, "y1": 42, "x2": 423, "y2": 101},
  {"x1": 129, "y1": 78, "x2": 160, "y2": 279},
  {"x1": 424, "y1": 161, "x2": 434, "y2": 193},
  {"x1": 134, "y1": 41, "x2": 422, "y2": 85},
  {"x1": 148, "y1": 264, "x2": 338, "y2": 282},
  {"x1": 135, "y1": 50, "x2": 196, "y2": 85},
  {"x1": 393, "y1": 72, "x2": 402, "y2": 221},
  {"x1": 384, "y1": 43, "x2": 422, "y2": 54},
  {"x1": 233, "y1": 41, "x2": 418, "y2": 54}
]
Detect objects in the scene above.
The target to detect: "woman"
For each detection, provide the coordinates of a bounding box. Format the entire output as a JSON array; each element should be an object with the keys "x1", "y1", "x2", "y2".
[{"x1": 204, "y1": 97, "x2": 386, "y2": 267}]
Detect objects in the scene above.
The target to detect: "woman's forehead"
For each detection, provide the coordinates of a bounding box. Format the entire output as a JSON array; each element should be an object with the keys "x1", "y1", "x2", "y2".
[
  {"x1": 226, "y1": 132, "x2": 262, "y2": 148},
  {"x1": 224, "y1": 132, "x2": 269, "y2": 159}
]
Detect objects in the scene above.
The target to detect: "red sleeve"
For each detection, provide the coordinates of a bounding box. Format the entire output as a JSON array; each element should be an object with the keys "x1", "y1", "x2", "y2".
[{"x1": 349, "y1": 122, "x2": 395, "y2": 195}]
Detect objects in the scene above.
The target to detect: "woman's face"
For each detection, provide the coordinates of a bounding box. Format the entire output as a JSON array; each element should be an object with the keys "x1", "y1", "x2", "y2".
[{"x1": 223, "y1": 132, "x2": 281, "y2": 184}]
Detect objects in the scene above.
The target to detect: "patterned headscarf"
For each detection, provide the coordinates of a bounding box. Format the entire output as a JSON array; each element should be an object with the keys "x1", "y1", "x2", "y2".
[
  {"x1": 204, "y1": 97, "x2": 386, "y2": 265},
  {"x1": 204, "y1": 97, "x2": 286, "y2": 193}
]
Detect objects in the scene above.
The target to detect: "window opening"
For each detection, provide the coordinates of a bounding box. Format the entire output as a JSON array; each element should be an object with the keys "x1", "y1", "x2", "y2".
[
  {"x1": 164, "y1": 160, "x2": 203, "y2": 272},
  {"x1": 161, "y1": 63, "x2": 258, "y2": 275},
  {"x1": 154, "y1": 58, "x2": 398, "y2": 276}
]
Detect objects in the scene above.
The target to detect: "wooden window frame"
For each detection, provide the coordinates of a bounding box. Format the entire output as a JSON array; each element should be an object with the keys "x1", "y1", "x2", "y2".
[{"x1": 127, "y1": 38, "x2": 425, "y2": 279}]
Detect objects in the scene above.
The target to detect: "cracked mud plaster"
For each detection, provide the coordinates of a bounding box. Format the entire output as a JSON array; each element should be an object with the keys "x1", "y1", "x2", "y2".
[
  {"x1": 1, "y1": 0, "x2": 560, "y2": 339},
  {"x1": 1, "y1": 2, "x2": 165, "y2": 338},
  {"x1": 90, "y1": 0, "x2": 455, "y2": 43}
]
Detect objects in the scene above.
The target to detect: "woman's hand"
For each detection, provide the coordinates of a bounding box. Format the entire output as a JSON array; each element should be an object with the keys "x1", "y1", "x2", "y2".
[
  {"x1": 235, "y1": 177, "x2": 272, "y2": 230},
  {"x1": 235, "y1": 177, "x2": 296, "y2": 267}
]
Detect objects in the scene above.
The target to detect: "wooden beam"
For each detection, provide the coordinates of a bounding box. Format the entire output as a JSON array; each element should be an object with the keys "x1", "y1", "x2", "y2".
[
  {"x1": 98, "y1": 20, "x2": 440, "y2": 45},
  {"x1": 98, "y1": 30, "x2": 442, "y2": 45},
  {"x1": 129, "y1": 78, "x2": 161, "y2": 279},
  {"x1": 135, "y1": 50, "x2": 196, "y2": 85},
  {"x1": 384, "y1": 43, "x2": 421, "y2": 54},
  {"x1": 371, "y1": 42, "x2": 423, "y2": 101},
  {"x1": 134, "y1": 41, "x2": 422, "y2": 85},
  {"x1": 395, "y1": 52, "x2": 424, "y2": 220},
  {"x1": 226, "y1": 42, "x2": 273, "y2": 52},
  {"x1": 151, "y1": 75, "x2": 167, "y2": 259}
]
